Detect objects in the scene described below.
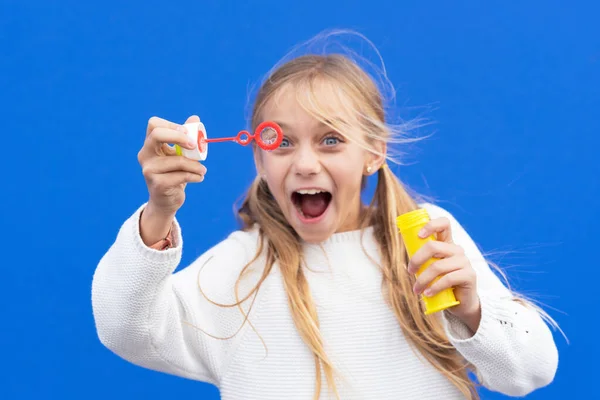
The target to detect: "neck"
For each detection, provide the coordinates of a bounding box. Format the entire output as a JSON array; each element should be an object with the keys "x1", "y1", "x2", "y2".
[{"x1": 336, "y1": 202, "x2": 371, "y2": 233}]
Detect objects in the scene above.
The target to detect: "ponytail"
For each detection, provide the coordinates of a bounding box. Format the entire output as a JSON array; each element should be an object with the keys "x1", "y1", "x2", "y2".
[
  {"x1": 238, "y1": 177, "x2": 341, "y2": 400},
  {"x1": 368, "y1": 165, "x2": 479, "y2": 399}
]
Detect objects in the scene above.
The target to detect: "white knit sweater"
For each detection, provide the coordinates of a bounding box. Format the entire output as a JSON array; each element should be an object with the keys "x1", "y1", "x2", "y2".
[{"x1": 91, "y1": 202, "x2": 558, "y2": 399}]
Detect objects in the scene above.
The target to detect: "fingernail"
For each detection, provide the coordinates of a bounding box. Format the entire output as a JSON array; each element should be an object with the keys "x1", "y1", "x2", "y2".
[
  {"x1": 418, "y1": 228, "x2": 427, "y2": 238},
  {"x1": 424, "y1": 289, "x2": 432, "y2": 297}
]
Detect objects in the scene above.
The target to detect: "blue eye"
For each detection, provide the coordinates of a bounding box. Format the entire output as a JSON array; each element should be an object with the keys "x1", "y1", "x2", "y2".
[
  {"x1": 279, "y1": 138, "x2": 290, "y2": 148},
  {"x1": 324, "y1": 136, "x2": 340, "y2": 146}
]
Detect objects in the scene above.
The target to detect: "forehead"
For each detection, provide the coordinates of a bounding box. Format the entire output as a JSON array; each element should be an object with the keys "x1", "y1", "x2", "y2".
[{"x1": 260, "y1": 80, "x2": 357, "y2": 131}]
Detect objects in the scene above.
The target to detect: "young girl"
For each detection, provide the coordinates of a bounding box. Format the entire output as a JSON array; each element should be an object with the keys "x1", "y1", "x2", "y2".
[{"x1": 92, "y1": 36, "x2": 559, "y2": 400}]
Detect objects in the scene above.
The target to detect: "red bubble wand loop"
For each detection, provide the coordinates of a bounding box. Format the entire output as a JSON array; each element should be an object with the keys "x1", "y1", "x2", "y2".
[
  {"x1": 198, "y1": 121, "x2": 283, "y2": 153},
  {"x1": 175, "y1": 121, "x2": 283, "y2": 161}
]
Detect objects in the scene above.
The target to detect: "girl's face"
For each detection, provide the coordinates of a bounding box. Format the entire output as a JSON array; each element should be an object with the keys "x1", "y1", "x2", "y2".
[{"x1": 255, "y1": 84, "x2": 385, "y2": 244}]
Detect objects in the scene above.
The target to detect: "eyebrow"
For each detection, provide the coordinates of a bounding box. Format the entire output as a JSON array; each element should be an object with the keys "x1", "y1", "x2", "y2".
[
  {"x1": 272, "y1": 121, "x2": 292, "y2": 132},
  {"x1": 271, "y1": 120, "x2": 333, "y2": 134}
]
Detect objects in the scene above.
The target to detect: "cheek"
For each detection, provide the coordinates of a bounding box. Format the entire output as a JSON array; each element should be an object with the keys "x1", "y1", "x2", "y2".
[
  {"x1": 338, "y1": 153, "x2": 366, "y2": 179},
  {"x1": 333, "y1": 152, "x2": 366, "y2": 195},
  {"x1": 263, "y1": 158, "x2": 288, "y2": 197},
  {"x1": 329, "y1": 162, "x2": 365, "y2": 196},
  {"x1": 264, "y1": 157, "x2": 285, "y2": 179}
]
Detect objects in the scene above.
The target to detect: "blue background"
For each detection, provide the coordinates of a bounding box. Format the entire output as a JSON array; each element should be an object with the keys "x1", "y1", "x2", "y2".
[{"x1": 1, "y1": 0, "x2": 597, "y2": 398}]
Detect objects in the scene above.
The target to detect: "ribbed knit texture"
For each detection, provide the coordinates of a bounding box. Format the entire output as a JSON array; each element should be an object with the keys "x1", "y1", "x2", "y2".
[{"x1": 91, "y1": 202, "x2": 558, "y2": 399}]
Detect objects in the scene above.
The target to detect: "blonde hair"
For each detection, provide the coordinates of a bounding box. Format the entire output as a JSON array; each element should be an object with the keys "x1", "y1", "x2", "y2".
[{"x1": 200, "y1": 30, "x2": 561, "y2": 399}]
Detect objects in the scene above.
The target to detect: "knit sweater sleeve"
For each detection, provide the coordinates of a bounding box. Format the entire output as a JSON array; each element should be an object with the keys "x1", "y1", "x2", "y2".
[
  {"x1": 91, "y1": 204, "x2": 263, "y2": 386},
  {"x1": 423, "y1": 203, "x2": 559, "y2": 397}
]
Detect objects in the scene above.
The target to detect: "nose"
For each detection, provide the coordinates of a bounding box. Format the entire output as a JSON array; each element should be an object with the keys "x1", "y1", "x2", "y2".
[{"x1": 292, "y1": 146, "x2": 321, "y2": 177}]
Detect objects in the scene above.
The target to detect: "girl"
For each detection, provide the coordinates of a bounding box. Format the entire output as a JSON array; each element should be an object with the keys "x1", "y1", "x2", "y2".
[{"x1": 92, "y1": 35, "x2": 559, "y2": 400}]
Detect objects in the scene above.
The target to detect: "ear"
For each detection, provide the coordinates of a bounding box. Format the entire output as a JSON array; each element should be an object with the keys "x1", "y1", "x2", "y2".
[{"x1": 364, "y1": 140, "x2": 387, "y2": 176}]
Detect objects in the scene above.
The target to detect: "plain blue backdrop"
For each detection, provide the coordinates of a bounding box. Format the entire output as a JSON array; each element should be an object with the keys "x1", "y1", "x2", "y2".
[{"x1": 1, "y1": 0, "x2": 598, "y2": 398}]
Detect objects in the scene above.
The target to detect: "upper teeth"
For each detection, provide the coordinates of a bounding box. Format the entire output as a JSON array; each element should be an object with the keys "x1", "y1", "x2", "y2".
[{"x1": 296, "y1": 189, "x2": 325, "y2": 195}]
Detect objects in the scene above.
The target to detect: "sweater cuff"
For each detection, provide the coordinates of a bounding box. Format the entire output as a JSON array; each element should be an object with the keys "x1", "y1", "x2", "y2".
[
  {"x1": 128, "y1": 203, "x2": 183, "y2": 265},
  {"x1": 442, "y1": 294, "x2": 515, "y2": 348}
]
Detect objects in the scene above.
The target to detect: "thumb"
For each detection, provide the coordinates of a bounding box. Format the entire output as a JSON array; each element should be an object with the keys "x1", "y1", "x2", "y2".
[{"x1": 185, "y1": 115, "x2": 200, "y2": 124}]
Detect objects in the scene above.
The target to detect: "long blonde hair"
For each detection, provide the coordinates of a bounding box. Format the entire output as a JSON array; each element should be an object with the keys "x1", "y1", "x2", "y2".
[{"x1": 201, "y1": 31, "x2": 559, "y2": 399}]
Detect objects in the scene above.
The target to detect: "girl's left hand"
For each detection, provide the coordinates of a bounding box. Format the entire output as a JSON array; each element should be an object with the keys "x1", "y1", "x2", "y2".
[{"x1": 407, "y1": 216, "x2": 482, "y2": 333}]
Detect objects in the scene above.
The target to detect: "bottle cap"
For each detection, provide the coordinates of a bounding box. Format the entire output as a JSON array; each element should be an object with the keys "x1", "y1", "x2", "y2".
[{"x1": 396, "y1": 208, "x2": 430, "y2": 232}]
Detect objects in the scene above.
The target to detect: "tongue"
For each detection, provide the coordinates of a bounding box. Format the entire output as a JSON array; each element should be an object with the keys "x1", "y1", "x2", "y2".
[{"x1": 300, "y1": 193, "x2": 328, "y2": 218}]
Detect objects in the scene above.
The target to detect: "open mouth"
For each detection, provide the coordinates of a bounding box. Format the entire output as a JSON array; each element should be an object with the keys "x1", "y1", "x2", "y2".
[{"x1": 291, "y1": 189, "x2": 332, "y2": 222}]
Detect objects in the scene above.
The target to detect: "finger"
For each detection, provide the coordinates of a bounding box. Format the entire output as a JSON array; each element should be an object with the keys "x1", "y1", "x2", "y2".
[
  {"x1": 146, "y1": 127, "x2": 196, "y2": 151},
  {"x1": 418, "y1": 217, "x2": 453, "y2": 243},
  {"x1": 146, "y1": 116, "x2": 186, "y2": 138},
  {"x1": 143, "y1": 155, "x2": 207, "y2": 177},
  {"x1": 422, "y1": 268, "x2": 475, "y2": 297},
  {"x1": 185, "y1": 115, "x2": 200, "y2": 124},
  {"x1": 161, "y1": 143, "x2": 179, "y2": 156},
  {"x1": 412, "y1": 254, "x2": 467, "y2": 294},
  {"x1": 151, "y1": 171, "x2": 205, "y2": 188},
  {"x1": 139, "y1": 142, "x2": 178, "y2": 165},
  {"x1": 407, "y1": 241, "x2": 463, "y2": 274}
]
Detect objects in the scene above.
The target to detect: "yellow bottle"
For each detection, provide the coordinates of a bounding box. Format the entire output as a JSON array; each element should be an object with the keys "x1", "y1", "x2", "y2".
[{"x1": 396, "y1": 208, "x2": 460, "y2": 315}]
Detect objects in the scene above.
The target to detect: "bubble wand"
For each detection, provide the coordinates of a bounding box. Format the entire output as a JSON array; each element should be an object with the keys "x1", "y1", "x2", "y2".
[{"x1": 175, "y1": 121, "x2": 283, "y2": 161}]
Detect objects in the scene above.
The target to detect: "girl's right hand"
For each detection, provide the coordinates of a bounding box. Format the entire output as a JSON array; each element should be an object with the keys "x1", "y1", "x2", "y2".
[{"x1": 137, "y1": 115, "x2": 207, "y2": 218}]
